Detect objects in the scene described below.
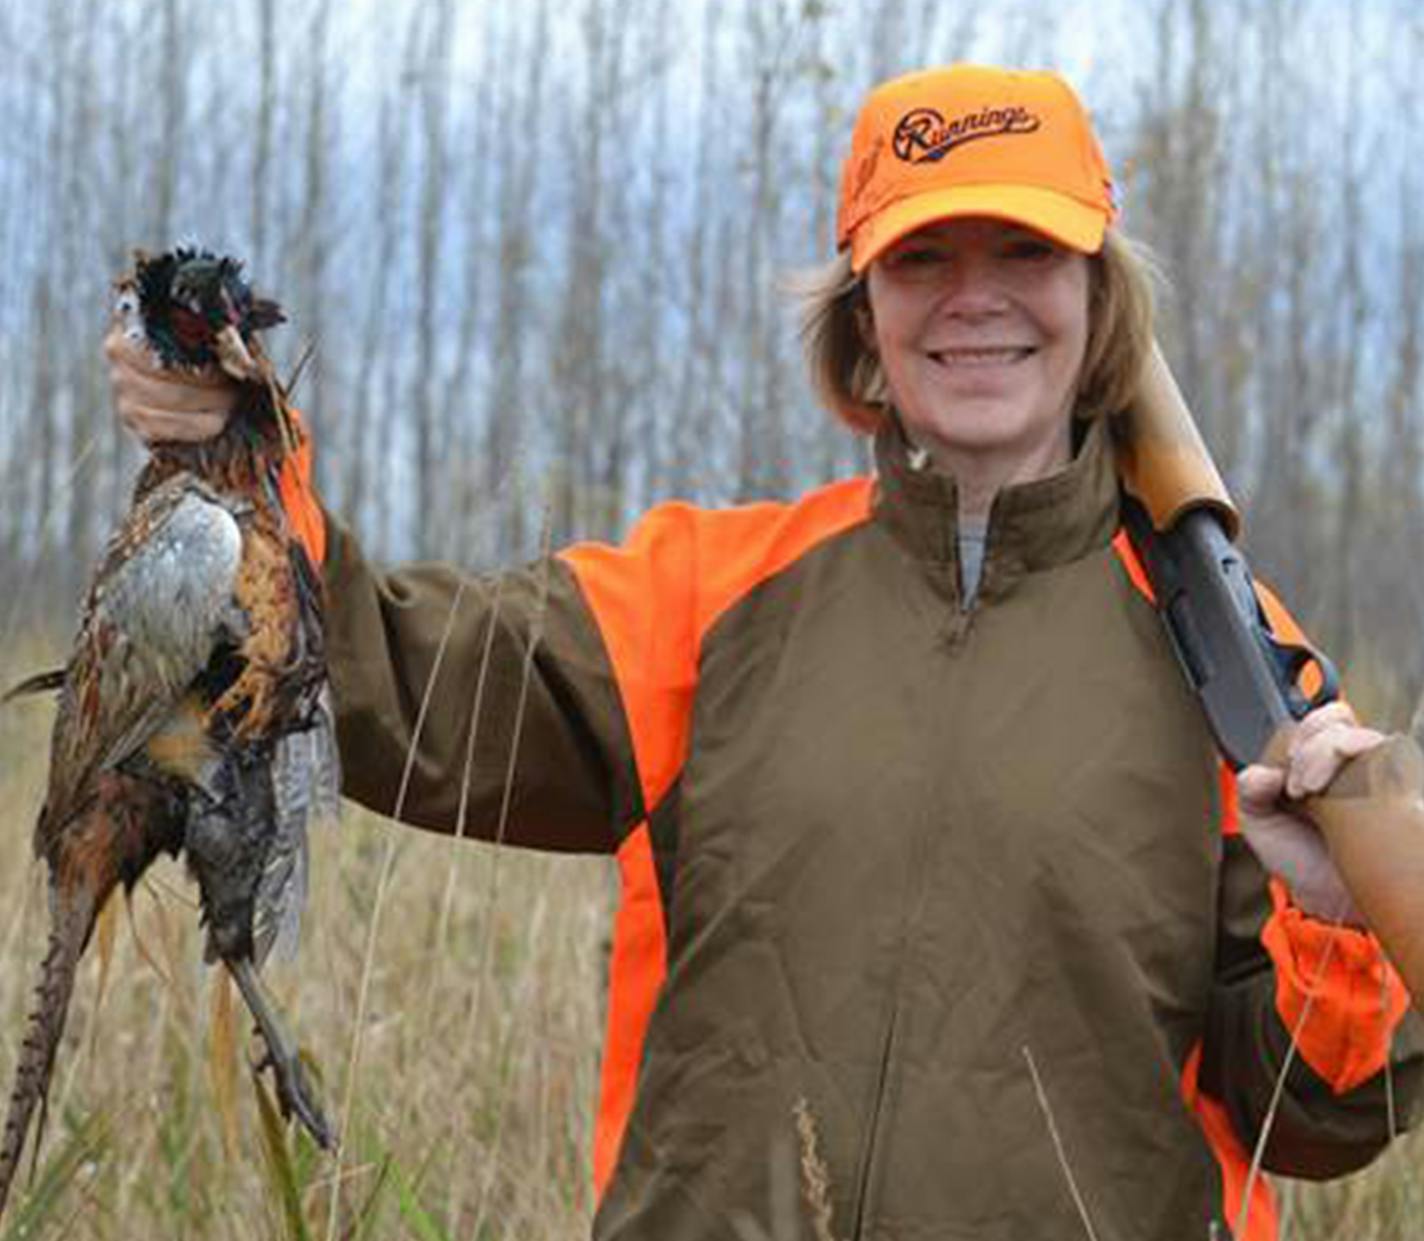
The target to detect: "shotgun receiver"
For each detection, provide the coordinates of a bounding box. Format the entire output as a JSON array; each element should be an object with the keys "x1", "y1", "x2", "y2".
[
  {"x1": 1119, "y1": 342, "x2": 1424, "y2": 1009},
  {"x1": 1117, "y1": 344, "x2": 1337, "y2": 769}
]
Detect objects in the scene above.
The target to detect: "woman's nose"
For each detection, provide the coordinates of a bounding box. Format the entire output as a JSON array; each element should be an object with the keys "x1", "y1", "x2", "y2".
[{"x1": 934, "y1": 254, "x2": 1009, "y2": 316}]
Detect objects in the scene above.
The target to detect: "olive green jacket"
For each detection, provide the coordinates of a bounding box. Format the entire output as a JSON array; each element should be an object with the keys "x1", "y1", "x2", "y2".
[{"x1": 322, "y1": 419, "x2": 1420, "y2": 1240}]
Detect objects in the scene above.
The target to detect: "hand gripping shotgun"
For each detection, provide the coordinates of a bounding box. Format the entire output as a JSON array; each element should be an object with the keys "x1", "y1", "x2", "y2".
[{"x1": 1118, "y1": 342, "x2": 1424, "y2": 1011}]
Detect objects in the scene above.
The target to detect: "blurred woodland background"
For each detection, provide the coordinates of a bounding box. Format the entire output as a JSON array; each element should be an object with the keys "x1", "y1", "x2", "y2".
[
  {"x1": 2, "y1": 0, "x2": 1424, "y2": 1237},
  {"x1": 1, "y1": 0, "x2": 1422, "y2": 721}
]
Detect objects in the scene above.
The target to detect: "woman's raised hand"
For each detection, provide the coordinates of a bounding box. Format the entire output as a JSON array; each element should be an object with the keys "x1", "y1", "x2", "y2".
[{"x1": 103, "y1": 301, "x2": 237, "y2": 445}]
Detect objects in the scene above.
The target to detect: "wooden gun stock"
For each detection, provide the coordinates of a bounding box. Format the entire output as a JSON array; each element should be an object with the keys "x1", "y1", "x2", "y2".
[
  {"x1": 1116, "y1": 341, "x2": 1240, "y2": 537},
  {"x1": 1280, "y1": 734, "x2": 1424, "y2": 1004}
]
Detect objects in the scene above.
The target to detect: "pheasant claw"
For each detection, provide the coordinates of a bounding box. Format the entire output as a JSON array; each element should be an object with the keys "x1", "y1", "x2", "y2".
[{"x1": 228, "y1": 956, "x2": 336, "y2": 1151}]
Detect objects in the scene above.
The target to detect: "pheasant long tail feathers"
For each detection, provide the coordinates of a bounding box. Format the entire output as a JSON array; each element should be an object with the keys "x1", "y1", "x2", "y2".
[{"x1": 0, "y1": 889, "x2": 94, "y2": 1217}]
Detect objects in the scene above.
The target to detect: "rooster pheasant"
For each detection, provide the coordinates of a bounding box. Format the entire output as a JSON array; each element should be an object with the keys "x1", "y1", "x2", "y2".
[{"x1": 0, "y1": 249, "x2": 339, "y2": 1217}]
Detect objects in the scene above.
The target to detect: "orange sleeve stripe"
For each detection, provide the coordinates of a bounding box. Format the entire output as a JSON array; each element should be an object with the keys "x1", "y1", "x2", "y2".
[
  {"x1": 1259, "y1": 878, "x2": 1410, "y2": 1093},
  {"x1": 1179, "y1": 1041, "x2": 1279, "y2": 1240},
  {"x1": 592, "y1": 825, "x2": 667, "y2": 1199},
  {"x1": 562, "y1": 480, "x2": 874, "y2": 1200}
]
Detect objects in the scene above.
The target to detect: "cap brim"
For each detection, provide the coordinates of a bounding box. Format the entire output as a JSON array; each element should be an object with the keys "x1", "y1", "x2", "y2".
[{"x1": 849, "y1": 184, "x2": 1107, "y2": 272}]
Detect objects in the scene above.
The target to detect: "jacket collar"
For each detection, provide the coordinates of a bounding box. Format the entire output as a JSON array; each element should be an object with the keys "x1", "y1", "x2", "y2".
[{"x1": 871, "y1": 413, "x2": 1121, "y2": 603}]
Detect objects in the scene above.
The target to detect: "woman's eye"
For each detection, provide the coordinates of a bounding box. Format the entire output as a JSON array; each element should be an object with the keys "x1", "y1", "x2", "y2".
[
  {"x1": 1004, "y1": 239, "x2": 1057, "y2": 261},
  {"x1": 888, "y1": 247, "x2": 945, "y2": 268}
]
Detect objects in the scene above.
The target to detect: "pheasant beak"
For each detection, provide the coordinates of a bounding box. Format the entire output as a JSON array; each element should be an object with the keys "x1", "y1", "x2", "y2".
[{"x1": 214, "y1": 324, "x2": 261, "y2": 383}]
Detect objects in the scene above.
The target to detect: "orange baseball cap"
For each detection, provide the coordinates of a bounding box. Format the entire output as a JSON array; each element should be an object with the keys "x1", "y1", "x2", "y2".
[{"x1": 836, "y1": 64, "x2": 1118, "y2": 271}]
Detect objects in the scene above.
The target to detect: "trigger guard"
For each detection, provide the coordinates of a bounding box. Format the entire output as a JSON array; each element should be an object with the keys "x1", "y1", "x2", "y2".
[{"x1": 1269, "y1": 637, "x2": 1340, "y2": 718}]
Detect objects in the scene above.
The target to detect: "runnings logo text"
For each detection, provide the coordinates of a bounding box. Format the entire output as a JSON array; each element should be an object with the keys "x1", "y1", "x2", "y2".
[{"x1": 892, "y1": 105, "x2": 1040, "y2": 163}]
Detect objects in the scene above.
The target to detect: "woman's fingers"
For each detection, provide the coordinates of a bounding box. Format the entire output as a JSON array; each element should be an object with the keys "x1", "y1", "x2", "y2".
[
  {"x1": 1239, "y1": 750, "x2": 1364, "y2": 924},
  {"x1": 104, "y1": 321, "x2": 233, "y2": 392},
  {"x1": 1236, "y1": 763, "x2": 1285, "y2": 817},
  {"x1": 1284, "y1": 708, "x2": 1387, "y2": 800},
  {"x1": 117, "y1": 364, "x2": 234, "y2": 418},
  {"x1": 120, "y1": 404, "x2": 233, "y2": 443},
  {"x1": 104, "y1": 322, "x2": 236, "y2": 444},
  {"x1": 1286, "y1": 700, "x2": 1355, "y2": 757}
]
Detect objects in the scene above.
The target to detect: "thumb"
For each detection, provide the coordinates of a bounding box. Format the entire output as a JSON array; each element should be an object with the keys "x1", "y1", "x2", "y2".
[{"x1": 1237, "y1": 763, "x2": 1286, "y2": 815}]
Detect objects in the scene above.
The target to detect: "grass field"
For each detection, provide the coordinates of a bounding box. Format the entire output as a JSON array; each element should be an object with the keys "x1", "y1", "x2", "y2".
[{"x1": 0, "y1": 635, "x2": 1421, "y2": 1240}]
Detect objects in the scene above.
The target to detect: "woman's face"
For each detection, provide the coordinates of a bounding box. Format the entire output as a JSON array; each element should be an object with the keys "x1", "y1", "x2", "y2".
[{"x1": 864, "y1": 217, "x2": 1092, "y2": 476}]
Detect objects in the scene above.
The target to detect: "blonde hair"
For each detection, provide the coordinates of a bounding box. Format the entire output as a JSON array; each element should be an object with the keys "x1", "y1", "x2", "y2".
[{"x1": 796, "y1": 230, "x2": 1159, "y2": 434}]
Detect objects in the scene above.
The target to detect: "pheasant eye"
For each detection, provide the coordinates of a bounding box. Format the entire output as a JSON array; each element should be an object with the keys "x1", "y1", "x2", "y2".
[{"x1": 115, "y1": 291, "x2": 138, "y2": 316}]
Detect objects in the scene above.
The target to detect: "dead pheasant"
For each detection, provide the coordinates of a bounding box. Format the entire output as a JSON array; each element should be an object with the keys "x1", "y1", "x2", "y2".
[{"x1": 0, "y1": 248, "x2": 339, "y2": 1217}]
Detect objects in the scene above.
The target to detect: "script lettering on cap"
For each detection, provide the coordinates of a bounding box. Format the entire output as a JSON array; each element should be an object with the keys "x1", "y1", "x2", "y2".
[{"x1": 892, "y1": 105, "x2": 1041, "y2": 164}]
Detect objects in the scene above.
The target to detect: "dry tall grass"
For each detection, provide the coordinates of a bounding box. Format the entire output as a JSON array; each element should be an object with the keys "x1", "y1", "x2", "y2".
[{"x1": 1, "y1": 634, "x2": 1423, "y2": 1239}]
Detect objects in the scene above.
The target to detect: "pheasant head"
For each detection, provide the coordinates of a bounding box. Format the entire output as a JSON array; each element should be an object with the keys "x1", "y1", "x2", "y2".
[
  {"x1": 128, "y1": 248, "x2": 285, "y2": 383},
  {"x1": 122, "y1": 248, "x2": 302, "y2": 461}
]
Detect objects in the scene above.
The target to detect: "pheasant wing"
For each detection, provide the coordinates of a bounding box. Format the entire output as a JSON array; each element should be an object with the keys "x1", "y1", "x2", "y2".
[{"x1": 40, "y1": 474, "x2": 245, "y2": 848}]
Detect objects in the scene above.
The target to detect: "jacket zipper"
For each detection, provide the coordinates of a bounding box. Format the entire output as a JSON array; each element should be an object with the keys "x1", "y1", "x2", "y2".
[
  {"x1": 851, "y1": 597, "x2": 959, "y2": 1237},
  {"x1": 848, "y1": 999, "x2": 901, "y2": 1239}
]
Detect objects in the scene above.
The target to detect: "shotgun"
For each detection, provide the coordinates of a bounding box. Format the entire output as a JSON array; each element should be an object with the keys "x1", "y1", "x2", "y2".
[{"x1": 1118, "y1": 342, "x2": 1424, "y2": 1008}]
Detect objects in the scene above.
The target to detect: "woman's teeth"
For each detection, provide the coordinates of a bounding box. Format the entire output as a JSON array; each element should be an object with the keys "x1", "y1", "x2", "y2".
[{"x1": 929, "y1": 347, "x2": 1032, "y2": 365}]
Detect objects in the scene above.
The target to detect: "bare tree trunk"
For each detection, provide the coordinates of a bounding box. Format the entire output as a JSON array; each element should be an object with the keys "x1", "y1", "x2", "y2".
[
  {"x1": 736, "y1": 0, "x2": 799, "y2": 499},
  {"x1": 32, "y1": 276, "x2": 57, "y2": 580},
  {"x1": 551, "y1": 0, "x2": 609, "y2": 545},
  {"x1": 343, "y1": 73, "x2": 405, "y2": 542},
  {"x1": 669, "y1": 0, "x2": 722, "y2": 498},
  {"x1": 441, "y1": 1, "x2": 501, "y2": 555},
  {"x1": 484, "y1": 0, "x2": 550, "y2": 560},
  {"x1": 806, "y1": 10, "x2": 844, "y2": 483},
  {"x1": 252, "y1": 0, "x2": 276, "y2": 272},
  {"x1": 32, "y1": 0, "x2": 72, "y2": 604},
  {"x1": 65, "y1": 0, "x2": 103, "y2": 597},
  {"x1": 411, "y1": 0, "x2": 454, "y2": 557},
  {"x1": 1323, "y1": 0, "x2": 1366, "y2": 667},
  {"x1": 296, "y1": 0, "x2": 334, "y2": 482},
  {"x1": 630, "y1": 0, "x2": 671, "y2": 515},
  {"x1": 153, "y1": 0, "x2": 184, "y2": 245}
]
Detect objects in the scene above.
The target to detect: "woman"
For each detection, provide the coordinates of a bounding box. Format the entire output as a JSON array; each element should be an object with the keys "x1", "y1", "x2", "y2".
[{"x1": 109, "y1": 63, "x2": 1417, "y2": 1241}]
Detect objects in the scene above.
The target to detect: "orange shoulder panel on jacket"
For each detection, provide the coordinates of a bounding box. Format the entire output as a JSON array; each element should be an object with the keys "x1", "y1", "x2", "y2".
[{"x1": 558, "y1": 479, "x2": 873, "y2": 814}]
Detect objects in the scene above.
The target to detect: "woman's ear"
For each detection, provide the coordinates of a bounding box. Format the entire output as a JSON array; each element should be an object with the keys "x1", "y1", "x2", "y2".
[{"x1": 853, "y1": 294, "x2": 876, "y2": 355}]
